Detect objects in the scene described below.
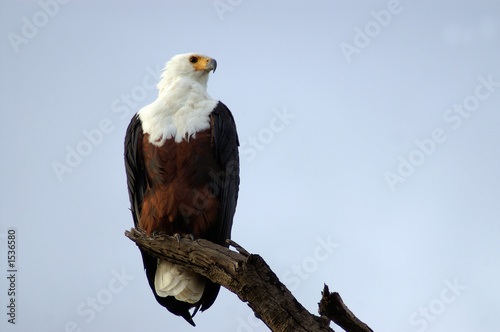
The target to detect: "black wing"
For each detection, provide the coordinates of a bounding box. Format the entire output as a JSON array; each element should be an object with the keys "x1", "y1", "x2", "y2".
[
  {"x1": 198, "y1": 101, "x2": 240, "y2": 312},
  {"x1": 124, "y1": 114, "x2": 147, "y2": 228},
  {"x1": 208, "y1": 101, "x2": 240, "y2": 247}
]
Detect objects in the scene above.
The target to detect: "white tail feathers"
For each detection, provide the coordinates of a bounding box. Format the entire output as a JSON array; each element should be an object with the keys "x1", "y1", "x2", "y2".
[{"x1": 154, "y1": 259, "x2": 205, "y2": 303}]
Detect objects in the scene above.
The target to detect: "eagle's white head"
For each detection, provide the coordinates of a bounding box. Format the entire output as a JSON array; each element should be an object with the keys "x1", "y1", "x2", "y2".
[
  {"x1": 157, "y1": 53, "x2": 217, "y2": 94},
  {"x1": 138, "y1": 53, "x2": 219, "y2": 145}
]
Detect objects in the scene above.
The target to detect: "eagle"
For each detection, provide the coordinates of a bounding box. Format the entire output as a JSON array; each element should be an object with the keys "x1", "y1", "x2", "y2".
[{"x1": 124, "y1": 53, "x2": 239, "y2": 326}]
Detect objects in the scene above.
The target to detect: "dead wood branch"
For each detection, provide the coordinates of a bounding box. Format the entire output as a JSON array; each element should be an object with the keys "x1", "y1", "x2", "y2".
[{"x1": 125, "y1": 228, "x2": 373, "y2": 332}]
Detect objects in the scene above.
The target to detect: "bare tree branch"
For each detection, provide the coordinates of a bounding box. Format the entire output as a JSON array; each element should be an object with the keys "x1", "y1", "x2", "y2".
[
  {"x1": 125, "y1": 228, "x2": 373, "y2": 332},
  {"x1": 319, "y1": 285, "x2": 374, "y2": 332}
]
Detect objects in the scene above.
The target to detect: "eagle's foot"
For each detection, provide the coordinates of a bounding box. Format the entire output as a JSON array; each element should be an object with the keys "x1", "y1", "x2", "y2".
[{"x1": 172, "y1": 233, "x2": 195, "y2": 248}]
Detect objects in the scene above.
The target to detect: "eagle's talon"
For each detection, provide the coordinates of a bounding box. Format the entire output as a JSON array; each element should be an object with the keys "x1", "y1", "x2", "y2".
[{"x1": 173, "y1": 233, "x2": 182, "y2": 248}]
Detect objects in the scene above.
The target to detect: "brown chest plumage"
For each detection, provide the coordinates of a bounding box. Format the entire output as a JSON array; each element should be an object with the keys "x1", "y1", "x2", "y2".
[{"x1": 139, "y1": 128, "x2": 222, "y2": 237}]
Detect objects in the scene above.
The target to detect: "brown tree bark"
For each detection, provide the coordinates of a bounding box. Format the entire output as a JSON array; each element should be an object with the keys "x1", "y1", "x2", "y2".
[{"x1": 125, "y1": 228, "x2": 373, "y2": 332}]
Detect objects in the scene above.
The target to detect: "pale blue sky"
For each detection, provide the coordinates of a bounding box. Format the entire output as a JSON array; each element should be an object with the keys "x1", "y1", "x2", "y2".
[{"x1": 1, "y1": 1, "x2": 499, "y2": 331}]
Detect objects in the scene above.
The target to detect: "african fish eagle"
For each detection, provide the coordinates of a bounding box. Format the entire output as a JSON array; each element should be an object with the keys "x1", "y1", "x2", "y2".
[{"x1": 124, "y1": 53, "x2": 239, "y2": 326}]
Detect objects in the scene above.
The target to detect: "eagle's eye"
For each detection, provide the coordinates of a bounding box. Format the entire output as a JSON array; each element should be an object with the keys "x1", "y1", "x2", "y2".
[{"x1": 189, "y1": 56, "x2": 198, "y2": 64}]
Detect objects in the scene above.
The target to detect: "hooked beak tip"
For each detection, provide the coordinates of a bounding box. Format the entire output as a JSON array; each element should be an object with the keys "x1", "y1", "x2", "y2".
[{"x1": 207, "y1": 58, "x2": 217, "y2": 73}]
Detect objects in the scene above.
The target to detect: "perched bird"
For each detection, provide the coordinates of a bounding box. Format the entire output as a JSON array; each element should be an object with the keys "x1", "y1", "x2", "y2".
[{"x1": 124, "y1": 53, "x2": 239, "y2": 325}]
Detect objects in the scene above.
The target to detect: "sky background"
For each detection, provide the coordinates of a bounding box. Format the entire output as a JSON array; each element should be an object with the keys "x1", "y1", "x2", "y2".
[{"x1": 1, "y1": 1, "x2": 499, "y2": 331}]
